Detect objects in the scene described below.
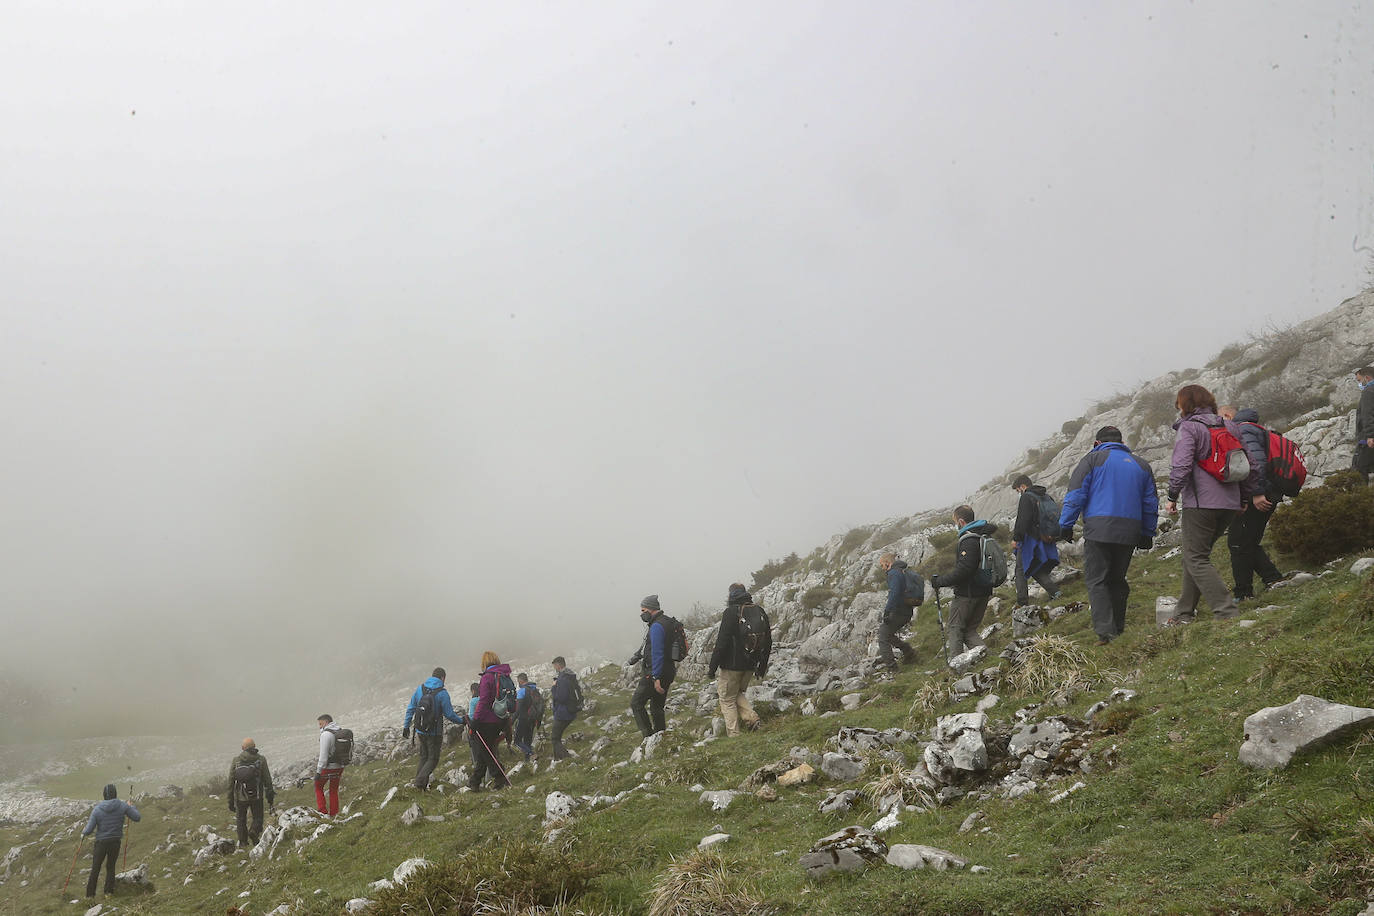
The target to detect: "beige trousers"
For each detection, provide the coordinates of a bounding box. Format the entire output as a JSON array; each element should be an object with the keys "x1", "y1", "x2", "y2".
[{"x1": 716, "y1": 669, "x2": 759, "y2": 736}]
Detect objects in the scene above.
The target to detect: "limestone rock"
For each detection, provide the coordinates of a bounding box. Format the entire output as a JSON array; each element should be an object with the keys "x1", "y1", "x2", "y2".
[
  {"x1": 378, "y1": 787, "x2": 399, "y2": 809},
  {"x1": 840, "y1": 693, "x2": 862, "y2": 711},
  {"x1": 820, "y1": 752, "x2": 867, "y2": 782},
  {"x1": 799, "y1": 826, "x2": 888, "y2": 879},
  {"x1": 344, "y1": 899, "x2": 373, "y2": 913},
  {"x1": 699, "y1": 790, "x2": 740, "y2": 811},
  {"x1": 544, "y1": 792, "x2": 578, "y2": 823},
  {"x1": 755, "y1": 785, "x2": 778, "y2": 801},
  {"x1": 115, "y1": 862, "x2": 151, "y2": 888},
  {"x1": 400, "y1": 803, "x2": 424, "y2": 826},
  {"x1": 1351, "y1": 557, "x2": 1374, "y2": 575},
  {"x1": 630, "y1": 732, "x2": 665, "y2": 763},
  {"x1": 818, "y1": 789, "x2": 860, "y2": 814},
  {"x1": 976, "y1": 694, "x2": 1000, "y2": 712},
  {"x1": 1155, "y1": 596, "x2": 1179, "y2": 626},
  {"x1": 948, "y1": 645, "x2": 987, "y2": 674},
  {"x1": 776, "y1": 763, "x2": 815, "y2": 787},
  {"x1": 698, "y1": 833, "x2": 731, "y2": 850},
  {"x1": 885, "y1": 844, "x2": 969, "y2": 871},
  {"x1": 1008, "y1": 718, "x2": 1073, "y2": 758},
  {"x1": 392, "y1": 857, "x2": 430, "y2": 885},
  {"x1": 871, "y1": 808, "x2": 900, "y2": 833},
  {"x1": 193, "y1": 833, "x2": 236, "y2": 865},
  {"x1": 1239, "y1": 694, "x2": 1374, "y2": 769}
]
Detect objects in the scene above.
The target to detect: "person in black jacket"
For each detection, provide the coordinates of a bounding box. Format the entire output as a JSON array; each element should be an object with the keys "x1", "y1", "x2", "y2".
[
  {"x1": 1010, "y1": 475, "x2": 1061, "y2": 607},
  {"x1": 707, "y1": 583, "x2": 772, "y2": 736},
  {"x1": 1355, "y1": 367, "x2": 1374, "y2": 483},
  {"x1": 1225, "y1": 408, "x2": 1287, "y2": 599},
  {"x1": 929, "y1": 505, "x2": 998, "y2": 661},
  {"x1": 874, "y1": 553, "x2": 919, "y2": 668}
]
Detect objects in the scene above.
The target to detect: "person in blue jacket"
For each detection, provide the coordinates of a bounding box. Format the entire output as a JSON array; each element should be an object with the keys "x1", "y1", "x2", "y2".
[
  {"x1": 1059, "y1": 426, "x2": 1159, "y2": 645},
  {"x1": 82, "y1": 783, "x2": 140, "y2": 898},
  {"x1": 401, "y1": 667, "x2": 467, "y2": 790},
  {"x1": 629, "y1": 595, "x2": 675, "y2": 737}
]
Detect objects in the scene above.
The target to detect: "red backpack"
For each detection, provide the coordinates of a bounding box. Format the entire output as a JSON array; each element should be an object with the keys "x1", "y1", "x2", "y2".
[
  {"x1": 1190, "y1": 418, "x2": 1251, "y2": 483},
  {"x1": 1243, "y1": 422, "x2": 1308, "y2": 497}
]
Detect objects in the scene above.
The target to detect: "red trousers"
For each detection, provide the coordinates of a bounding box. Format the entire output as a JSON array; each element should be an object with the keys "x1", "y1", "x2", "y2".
[{"x1": 314, "y1": 768, "x2": 343, "y2": 815}]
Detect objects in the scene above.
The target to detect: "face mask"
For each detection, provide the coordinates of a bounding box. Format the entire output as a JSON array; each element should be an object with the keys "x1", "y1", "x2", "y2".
[
  {"x1": 1360, "y1": 379, "x2": 1374, "y2": 391},
  {"x1": 640, "y1": 610, "x2": 654, "y2": 623}
]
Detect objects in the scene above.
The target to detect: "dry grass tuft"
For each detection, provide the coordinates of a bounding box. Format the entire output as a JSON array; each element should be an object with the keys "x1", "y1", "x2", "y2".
[
  {"x1": 1005, "y1": 635, "x2": 1120, "y2": 702},
  {"x1": 907, "y1": 680, "x2": 947, "y2": 723},
  {"x1": 864, "y1": 760, "x2": 934, "y2": 811},
  {"x1": 646, "y1": 850, "x2": 773, "y2": 916}
]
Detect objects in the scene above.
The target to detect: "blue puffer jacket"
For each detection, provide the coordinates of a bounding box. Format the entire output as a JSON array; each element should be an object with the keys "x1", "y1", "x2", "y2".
[
  {"x1": 404, "y1": 676, "x2": 466, "y2": 736},
  {"x1": 83, "y1": 794, "x2": 140, "y2": 841},
  {"x1": 1060, "y1": 442, "x2": 1159, "y2": 544}
]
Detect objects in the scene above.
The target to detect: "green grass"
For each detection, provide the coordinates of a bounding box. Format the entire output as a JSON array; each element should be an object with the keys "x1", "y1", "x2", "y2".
[{"x1": 5, "y1": 543, "x2": 1374, "y2": 915}]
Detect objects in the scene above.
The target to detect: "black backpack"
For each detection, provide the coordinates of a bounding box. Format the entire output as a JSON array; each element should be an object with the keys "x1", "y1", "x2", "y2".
[
  {"x1": 329, "y1": 728, "x2": 354, "y2": 767},
  {"x1": 737, "y1": 603, "x2": 771, "y2": 662},
  {"x1": 657, "y1": 614, "x2": 690, "y2": 664},
  {"x1": 1033, "y1": 491, "x2": 1062, "y2": 541},
  {"x1": 566, "y1": 672, "x2": 585, "y2": 714},
  {"x1": 413, "y1": 684, "x2": 440, "y2": 733},
  {"x1": 492, "y1": 673, "x2": 518, "y2": 719},
  {"x1": 900, "y1": 569, "x2": 926, "y2": 607},
  {"x1": 233, "y1": 760, "x2": 262, "y2": 801},
  {"x1": 525, "y1": 685, "x2": 545, "y2": 724}
]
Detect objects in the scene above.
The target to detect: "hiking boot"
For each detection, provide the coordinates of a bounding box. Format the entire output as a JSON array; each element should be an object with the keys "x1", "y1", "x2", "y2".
[
  {"x1": 1095, "y1": 636, "x2": 1111, "y2": 646},
  {"x1": 900, "y1": 647, "x2": 918, "y2": 664},
  {"x1": 745, "y1": 719, "x2": 762, "y2": 732}
]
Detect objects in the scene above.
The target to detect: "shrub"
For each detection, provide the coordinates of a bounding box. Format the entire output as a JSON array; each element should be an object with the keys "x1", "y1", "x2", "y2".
[
  {"x1": 1061, "y1": 417, "x2": 1087, "y2": 437},
  {"x1": 1004, "y1": 635, "x2": 1118, "y2": 702},
  {"x1": 750, "y1": 552, "x2": 800, "y2": 590},
  {"x1": 838, "y1": 526, "x2": 870, "y2": 554},
  {"x1": 1246, "y1": 378, "x2": 1329, "y2": 426},
  {"x1": 927, "y1": 530, "x2": 958, "y2": 550},
  {"x1": 1269, "y1": 470, "x2": 1374, "y2": 565},
  {"x1": 801, "y1": 586, "x2": 838, "y2": 610},
  {"x1": 646, "y1": 850, "x2": 771, "y2": 916},
  {"x1": 1206, "y1": 340, "x2": 1248, "y2": 369}
]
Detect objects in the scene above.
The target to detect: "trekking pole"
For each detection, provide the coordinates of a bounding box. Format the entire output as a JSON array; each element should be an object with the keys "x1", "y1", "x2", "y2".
[
  {"x1": 934, "y1": 588, "x2": 948, "y2": 662},
  {"x1": 62, "y1": 835, "x2": 83, "y2": 893},
  {"x1": 123, "y1": 783, "x2": 132, "y2": 869},
  {"x1": 471, "y1": 728, "x2": 511, "y2": 786}
]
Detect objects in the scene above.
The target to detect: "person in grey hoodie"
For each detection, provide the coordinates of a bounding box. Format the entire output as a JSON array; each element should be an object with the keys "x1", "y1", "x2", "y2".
[
  {"x1": 82, "y1": 783, "x2": 140, "y2": 897},
  {"x1": 1164, "y1": 385, "x2": 1258, "y2": 624}
]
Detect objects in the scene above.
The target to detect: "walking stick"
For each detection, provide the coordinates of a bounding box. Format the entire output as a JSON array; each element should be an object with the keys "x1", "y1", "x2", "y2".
[
  {"x1": 62, "y1": 835, "x2": 83, "y2": 893},
  {"x1": 122, "y1": 784, "x2": 132, "y2": 869},
  {"x1": 471, "y1": 727, "x2": 511, "y2": 786},
  {"x1": 934, "y1": 587, "x2": 948, "y2": 662}
]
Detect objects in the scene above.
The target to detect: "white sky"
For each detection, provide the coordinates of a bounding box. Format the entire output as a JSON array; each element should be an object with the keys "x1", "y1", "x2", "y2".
[{"x1": 2, "y1": 1, "x2": 1371, "y2": 733}]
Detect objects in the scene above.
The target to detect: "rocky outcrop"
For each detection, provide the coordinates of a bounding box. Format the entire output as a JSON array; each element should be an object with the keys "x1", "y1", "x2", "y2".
[{"x1": 1239, "y1": 695, "x2": 1374, "y2": 769}]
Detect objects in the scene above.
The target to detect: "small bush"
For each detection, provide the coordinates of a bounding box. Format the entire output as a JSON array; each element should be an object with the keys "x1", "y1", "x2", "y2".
[
  {"x1": 801, "y1": 586, "x2": 838, "y2": 610},
  {"x1": 646, "y1": 850, "x2": 772, "y2": 916},
  {"x1": 1269, "y1": 470, "x2": 1374, "y2": 565},
  {"x1": 750, "y1": 552, "x2": 800, "y2": 590},
  {"x1": 928, "y1": 530, "x2": 958, "y2": 550},
  {"x1": 1247, "y1": 378, "x2": 1329, "y2": 426},
  {"x1": 1061, "y1": 417, "x2": 1087, "y2": 437},
  {"x1": 1094, "y1": 701, "x2": 1143, "y2": 735},
  {"x1": 1207, "y1": 340, "x2": 1249, "y2": 369},
  {"x1": 838, "y1": 526, "x2": 870, "y2": 554},
  {"x1": 1005, "y1": 635, "x2": 1119, "y2": 702}
]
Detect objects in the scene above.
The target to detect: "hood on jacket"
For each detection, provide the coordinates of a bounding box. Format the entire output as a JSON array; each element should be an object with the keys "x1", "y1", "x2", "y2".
[
  {"x1": 958, "y1": 520, "x2": 998, "y2": 536},
  {"x1": 728, "y1": 584, "x2": 752, "y2": 604},
  {"x1": 1029, "y1": 484, "x2": 1047, "y2": 496},
  {"x1": 422, "y1": 675, "x2": 445, "y2": 690},
  {"x1": 102, "y1": 784, "x2": 117, "y2": 800},
  {"x1": 241, "y1": 746, "x2": 260, "y2": 758},
  {"x1": 485, "y1": 663, "x2": 512, "y2": 676},
  {"x1": 889, "y1": 558, "x2": 909, "y2": 570},
  {"x1": 1234, "y1": 408, "x2": 1261, "y2": 424},
  {"x1": 1173, "y1": 408, "x2": 1221, "y2": 430}
]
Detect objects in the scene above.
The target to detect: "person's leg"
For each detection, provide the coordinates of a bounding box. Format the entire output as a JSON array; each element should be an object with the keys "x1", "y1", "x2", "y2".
[
  {"x1": 962, "y1": 598, "x2": 989, "y2": 647},
  {"x1": 734, "y1": 670, "x2": 759, "y2": 729},
  {"x1": 87, "y1": 841, "x2": 105, "y2": 897},
  {"x1": 1250, "y1": 509, "x2": 1284, "y2": 586},
  {"x1": 1177, "y1": 509, "x2": 1205, "y2": 617},
  {"x1": 1014, "y1": 548, "x2": 1031, "y2": 605},
  {"x1": 875, "y1": 618, "x2": 899, "y2": 666},
  {"x1": 483, "y1": 723, "x2": 510, "y2": 787},
  {"x1": 630, "y1": 679, "x2": 655, "y2": 737},
  {"x1": 236, "y1": 800, "x2": 250, "y2": 846},
  {"x1": 323, "y1": 770, "x2": 341, "y2": 815},
  {"x1": 1227, "y1": 505, "x2": 1261, "y2": 598},
  {"x1": 946, "y1": 596, "x2": 975, "y2": 658},
  {"x1": 248, "y1": 799, "x2": 264, "y2": 844},
  {"x1": 467, "y1": 731, "x2": 490, "y2": 789},
  {"x1": 649, "y1": 686, "x2": 668, "y2": 735},
  {"x1": 314, "y1": 775, "x2": 328, "y2": 813},
  {"x1": 1083, "y1": 540, "x2": 1116, "y2": 640},
  {"x1": 1191, "y1": 509, "x2": 1239, "y2": 617},
  {"x1": 716, "y1": 670, "x2": 741, "y2": 736},
  {"x1": 550, "y1": 717, "x2": 569, "y2": 759},
  {"x1": 1106, "y1": 543, "x2": 1134, "y2": 635},
  {"x1": 1030, "y1": 562, "x2": 1059, "y2": 598},
  {"x1": 102, "y1": 839, "x2": 120, "y2": 894},
  {"x1": 415, "y1": 733, "x2": 440, "y2": 788}
]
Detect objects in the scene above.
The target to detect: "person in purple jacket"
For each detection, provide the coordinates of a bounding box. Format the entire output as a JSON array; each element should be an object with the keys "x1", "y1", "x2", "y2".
[
  {"x1": 466, "y1": 651, "x2": 513, "y2": 790},
  {"x1": 1163, "y1": 384, "x2": 1258, "y2": 625}
]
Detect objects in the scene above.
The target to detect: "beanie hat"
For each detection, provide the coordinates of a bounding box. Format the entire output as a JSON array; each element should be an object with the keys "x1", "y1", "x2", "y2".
[
  {"x1": 640, "y1": 594, "x2": 661, "y2": 611},
  {"x1": 103, "y1": 783, "x2": 117, "y2": 800},
  {"x1": 728, "y1": 584, "x2": 751, "y2": 604},
  {"x1": 1095, "y1": 425, "x2": 1123, "y2": 443}
]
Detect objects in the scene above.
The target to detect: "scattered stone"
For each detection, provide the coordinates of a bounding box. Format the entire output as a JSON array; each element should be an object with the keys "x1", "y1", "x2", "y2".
[
  {"x1": 958, "y1": 811, "x2": 985, "y2": 834},
  {"x1": 840, "y1": 693, "x2": 862, "y2": 711},
  {"x1": 800, "y1": 826, "x2": 888, "y2": 879},
  {"x1": 629, "y1": 732, "x2": 666, "y2": 763},
  {"x1": 820, "y1": 752, "x2": 868, "y2": 783},
  {"x1": 801, "y1": 699, "x2": 817, "y2": 716},
  {"x1": 1237, "y1": 619, "x2": 1258, "y2": 629},
  {"x1": 976, "y1": 694, "x2": 1000, "y2": 712},
  {"x1": 114, "y1": 862, "x2": 151, "y2": 889},
  {"x1": 871, "y1": 808, "x2": 900, "y2": 833},
  {"x1": 970, "y1": 864, "x2": 991, "y2": 874},
  {"x1": 1155, "y1": 596, "x2": 1178, "y2": 626},
  {"x1": 1351, "y1": 557, "x2": 1374, "y2": 575},
  {"x1": 544, "y1": 792, "x2": 578, "y2": 824},
  {"x1": 1239, "y1": 694, "x2": 1374, "y2": 769},
  {"x1": 698, "y1": 833, "x2": 732, "y2": 850},
  {"x1": 193, "y1": 833, "x2": 237, "y2": 865},
  {"x1": 979, "y1": 621, "x2": 1004, "y2": 641},
  {"x1": 777, "y1": 763, "x2": 815, "y2": 787},
  {"x1": 1008, "y1": 718, "x2": 1073, "y2": 758},
  {"x1": 1050, "y1": 781, "x2": 1087, "y2": 803},
  {"x1": 923, "y1": 713, "x2": 988, "y2": 783},
  {"x1": 756, "y1": 785, "x2": 778, "y2": 802},
  {"x1": 951, "y1": 674, "x2": 980, "y2": 697},
  {"x1": 885, "y1": 844, "x2": 969, "y2": 871},
  {"x1": 699, "y1": 790, "x2": 741, "y2": 811},
  {"x1": 344, "y1": 899, "x2": 373, "y2": 913},
  {"x1": 379, "y1": 787, "x2": 399, "y2": 809},
  {"x1": 1288, "y1": 572, "x2": 1317, "y2": 585},
  {"x1": 948, "y1": 645, "x2": 987, "y2": 674},
  {"x1": 818, "y1": 789, "x2": 860, "y2": 814},
  {"x1": 400, "y1": 803, "x2": 423, "y2": 826}
]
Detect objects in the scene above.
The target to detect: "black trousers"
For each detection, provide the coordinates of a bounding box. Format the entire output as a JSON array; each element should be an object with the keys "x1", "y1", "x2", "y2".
[
  {"x1": 631, "y1": 676, "x2": 669, "y2": 737},
  {"x1": 414, "y1": 732, "x2": 443, "y2": 788},
  {"x1": 1083, "y1": 540, "x2": 1136, "y2": 639},
  {"x1": 466, "y1": 721, "x2": 509, "y2": 788},
  {"x1": 550, "y1": 717, "x2": 573, "y2": 759},
  {"x1": 1014, "y1": 548, "x2": 1059, "y2": 605},
  {"x1": 87, "y1": 837, "x2": 120, "y2": 896},
  {"x1": 235, "y1": 798, "x2": 265, "y2": 846},
  {"x1": 876, "y1": 615, "x2": 916, "y2": 664},
  {"x1": 1227, "y1": 504, "x2": 1283, "y2": 598}
]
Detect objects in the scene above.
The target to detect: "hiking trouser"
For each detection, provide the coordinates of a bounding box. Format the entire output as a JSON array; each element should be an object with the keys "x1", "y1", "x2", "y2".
[
  {"x1": 314, "y1": 768, "x2": 342, "y2": 815},
  {"x1": 631, "y1": 676, "x2": 668, "y2": 737},
  {"x1": 414, "y1": 732, "x2": 443, "y2": 788},
  {"x1": 550, "y1": 717, "x2": 573, "y2": 759},
  {"x1": 86, "y1": 837, "x2": 120, "y2": 896},
  {"x1": 467, "y1": 721, "x2": 510, "y2": 789},
  {"x1": 235, "y1": 798, "x2": 265, "y2": 846},
  {"x1": 1227, "y1": 504, "x2": 1283, "y2": 598},
  {"x1": 1014, "y1": 550, "x2": 1059, "y2": 605},
  {"x1": 513, "y1": 720, "x2": 535, "y2": 758},
  {"x1": 1178, "y1": 508, "x2": 1238, "y2": 618},
  {"x1": 876, "y1": 614, "x2": 916, "y2": 665},
  {"x1": 1083, "y1": 539, "x2": 1135, "y2": 640},
  {"x1": 945, "y1": 596, "x2": 989, "y2": 660},
  {"x1": 715, "y1": 669, "x2": 759, "y2": 736}
]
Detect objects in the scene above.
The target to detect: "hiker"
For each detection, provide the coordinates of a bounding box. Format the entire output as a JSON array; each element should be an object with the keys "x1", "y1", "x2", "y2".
[
  {"x1": 227, "y1": 738, "x2": 276, "y2": 849},
  {"x1": 707, "y1": 583, "x2": 773, "y2": 734},
  {"x1": 549, "y1": 656, "x2": 582, "y2": 760},
  {"x1": 929, "y1": 506, "x2": 1000, "y2": 659},
  {"x1": 1164, "y1": 384, "x2": 1257, "y2": 625},
  {"x1": 402, "y1": 667, "x2": 467, "y2": 790},
  {"x1": 1010, "y1": 475, "x2": 1061, "y2": 607},
  {"x1": 1227, "y1": 408, "x2": 1291, "y2": 599},
  {"x1": 315, "y1": 714, "x2": 348, "y2": 815},
  {"x1": 1355, "y1": 367, "x2": 1374, "y2": 483},
  {"x1": 513, "y1": 673, "x2": 544, "y2": 761},
  {"x1": 630, "y1": 594, "x2": 678, "y2": 738},
  {"x1": 1059, "y1": 426, "x2": 1159, "y2": 644},
  {"x1": 467, "y1": 651, "x2": 513, "y2": 790},
  {"x1": 82, "y1": 783, "x2": 140, "y2": 898},
  {"x1": 873, "y1": 556, "x2": 919, "y2": 669}
]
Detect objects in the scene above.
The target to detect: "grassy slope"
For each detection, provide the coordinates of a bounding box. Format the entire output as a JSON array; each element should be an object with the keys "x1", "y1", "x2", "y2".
[{"x1": 4, "y1": 540, "x2": 1374, "y2": 916}]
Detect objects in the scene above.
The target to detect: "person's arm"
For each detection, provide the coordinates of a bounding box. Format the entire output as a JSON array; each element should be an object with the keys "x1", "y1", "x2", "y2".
[
  {"x1": 1012, "y1": 491, "x2": 1033, "y2": 542},
  {"x1": 883, "y1": 568, "x2": 903, "y2": 616},
  {"x1": 318, "y1": 731, "x2": 332, "y2": 772},
  {"x1": 403, "y1": 687, "x2": 418, "y2": 731},
  {"x1": 125, "y1": 802, "x2": 140, "y2": 822},
  {"x1": 758, "y1": 608, "x2": 773, "y2": 678},
  {"x1": 439, "y1": 689, "x2": 464, "y2": 725},
  {"x1": 649, "y1": 621, "x2": 666, "y2": 678},
  {"x1": 1167, "y1": 423, "x2": 1198, "y2": 504},
  {"x1": 708, "y1": 609, "x2": 730, "y2": 677},
  {"x1": 476, "y1": 672, "x2": 494, "y2": 718},
  {"x1": 83, "y1": 808, "x2": 97, "y2": 837},
  {"x1": 261, "y1": 758, "x2": 275, "y2": 805},
  {"x1": 1059, "y1": 456, "x2": 1093, "y2": 530},
  {"x1": 1229, "y1": 419, "x2": 1259, "y2": 501},
  {"x1": 1138, "y1": 458, "x2": 1160, "y2": 538},
  {"x1": 941, "y1": 537, "x2": 977, "y2": 590}
]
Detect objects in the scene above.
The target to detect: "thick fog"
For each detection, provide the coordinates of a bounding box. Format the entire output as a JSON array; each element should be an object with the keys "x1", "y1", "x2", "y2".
[{"x1": 2, "y1": 2, "x2": 1371, "y2": 741}]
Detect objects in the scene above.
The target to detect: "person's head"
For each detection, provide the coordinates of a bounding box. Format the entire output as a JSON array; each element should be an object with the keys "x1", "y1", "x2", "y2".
[
  {"x1": 1011, "y1": 474, "x2": 1032, "y2": 493},
  {"x1": 727, "y1": 582, "x2": 749, "y2": 604},
  {"x1": 317, "y1": 714, "x2": 333, "y2": 730},
  {"x1": 1094, "y1": 425, "x2": 1123, "y2": 445},
  {"x1": 878, "y1": 551, "x2": 896, "y2": 571},
  {"x1": 102, "y1": 783, "x2": 117, "y2": 800},
  {"x1": 241, "y1": 737, "x2": 256, "y2": 751},
  {"x1": 1218, "y1": 404, "x2": 1237, "y2": 420},
  {"x1": 480, "y1": 650, "x2": 500, "y2": 669},
  {"x1": 954, "y1": 505, "x2": 975, "y2": 526},
  {"x1": 517, "y1": 673, "x2": 528, "y2": 685},
  {"x1": 469, "y1": 682, "x2": 480, "y2": 697},
  {"x1": 1175, "y1": 384, "x2": 1218, "y2": 417},
  {"x1": 1357, "y1": 367, "x2": 1374, "y2": 389},
  {"x1": 640, "y1": 594, "x2": 661, "y2": 622},
  {"x1": 551, "y1": 656, "x2": 566, "y2": 671},
  {"x1": 432, "y1": 666, "x2": 446, "y2": 682}
]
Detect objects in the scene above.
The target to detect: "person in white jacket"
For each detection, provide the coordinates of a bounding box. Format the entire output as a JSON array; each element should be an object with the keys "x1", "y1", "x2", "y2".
[{"x1": 314, "y1": 714, "x2": 345, "y2": 815}]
